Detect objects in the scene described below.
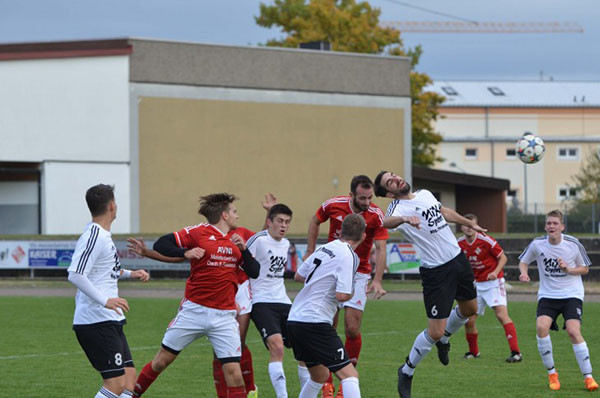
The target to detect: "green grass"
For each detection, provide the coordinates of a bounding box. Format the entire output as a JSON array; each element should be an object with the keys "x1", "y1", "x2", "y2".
[{"x1": 1, "y1": 296, "x2": 599, "y2": 397}]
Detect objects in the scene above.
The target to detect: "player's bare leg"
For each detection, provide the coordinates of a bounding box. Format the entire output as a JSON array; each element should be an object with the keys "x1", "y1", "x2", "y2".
[
  {"x1": 563, "y1": 319, "x2": 597, "y2": 390},
  {"x1": 300, "y1": 365, "x2": 329, "y2": 398},
  {"x1": 101, "y1": 374, "x2": 127, "y2": 397},
  {"x1": 536, "y1": 315, "x2": 560, "y2": 390},
  {"x1": 492, "y1": 305, "x2": 522, "y2": 362},
  {"x1": 133, "y1": 347, "x2": 177, "y2": 396},
  {"x1": 464, "y1": 315, "x2": 480, "y2": 358},
  {"x1": 436, "y1": 299, "x2": 477, "y2": 365},
  {"x1": 266, "y1": 333, "x2": 288, "y2": 397},
  {"x1": 334, "y1": 364, "x2": 360, "y2": 398},
  {"x1": 222, "y1": 362, "x2": 247, "y2": 397}
]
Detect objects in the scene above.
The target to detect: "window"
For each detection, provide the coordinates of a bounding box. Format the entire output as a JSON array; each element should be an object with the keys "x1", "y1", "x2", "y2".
[
  {"x1": 441, "y1": 86, "x2": 458, "y2": 96},
  {"x1": 465, "y1": 148, "x2": 478, "y2": 159},
  {"x1": 558, "y1": 186, "x2": 577, "y2": 200},
  {"x1": 507, "y1": 189, "x2": 517, "y2": 197},
  {"x1": 506, "y1": 148, "x2": 516, "y2": 159},
  {"x1": 0, "y1": 162, "x2": 41, "y2": 234},
  {"x1": 488, "y1": 87, "x2": 505, "y2": 96},
  {"x1": 558, "y1": 147, "x2": 579, "y2": 160}
]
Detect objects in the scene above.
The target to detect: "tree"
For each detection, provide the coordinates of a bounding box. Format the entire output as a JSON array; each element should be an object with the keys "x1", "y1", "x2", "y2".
[
  {"x1": 256, "y1": 0, "x2": 445, "y2": 166},
  {"x1": 573, "y1": 150, "x2": 600, "y2": 204}
]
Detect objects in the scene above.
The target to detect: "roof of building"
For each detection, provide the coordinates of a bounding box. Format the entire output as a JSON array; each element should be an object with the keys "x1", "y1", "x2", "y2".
[
  {"x1": 429, "y1": 80, "x2": 600, "y2": 108},
  {"x1": 413, "y1": 166, "x2": 510, "y2": 191}
]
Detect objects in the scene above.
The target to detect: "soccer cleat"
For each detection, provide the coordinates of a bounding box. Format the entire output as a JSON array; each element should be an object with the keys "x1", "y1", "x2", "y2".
[
  {"x1": 548, "y1": 372, "x2": 560, "y2": 391},
  {"x1": 436, "y1": 341, "x2": 450, "y2": 366},
  {"x1": 463, "y1": 351, "x2": 480, "y2": 359},
  {"x1": 506, "y1": 351, "x2": 522, "y2": 363},
  {"x1": 322, "y1": 382, "x2": 335, "y2": 398},
  {"x1": 585, "y1": 377, "x2": 599, "y2": 391},
  {"x1": 397, "y1": 367, "x2": 413, "y2": 398},
  {"x1": 335, "y1": 384, "x2": 344, "y2": 398},
  {"x1": 247, "y1": 385, "x2": 258, "y2": 398}
]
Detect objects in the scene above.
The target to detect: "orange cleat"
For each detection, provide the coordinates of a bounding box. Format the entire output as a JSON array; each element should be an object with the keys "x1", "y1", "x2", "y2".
[
  {"x1": 335, "y1": 384, "x2": 344, "y2": 398},
  {"x1": 548, "y1": 372, "x2": 560, "y2": 391},
  {"x1": 322, "y1": 382, "x2": 335, "y2": 398},
  {"x1": 585, "y1": 377, "x2": 599, "y2": 391}
]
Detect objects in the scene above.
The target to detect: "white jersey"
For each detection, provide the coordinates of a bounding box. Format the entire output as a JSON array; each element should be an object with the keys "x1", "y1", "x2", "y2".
[
  {"x1": 519, "y1": 234, "x2": 591, "y2": 301},
  {"x1": 67, "y1": 222, "x2": 125, "y2": 325},
  {"x1": 386, "y1": 190, "x2": 461, "y2": 267},
  {"x1": 288, "y1": 239, "x2": 358, "y2": 325},
  {"x1": 247, "y1": 230, "x2": 291, "y2": 305}
]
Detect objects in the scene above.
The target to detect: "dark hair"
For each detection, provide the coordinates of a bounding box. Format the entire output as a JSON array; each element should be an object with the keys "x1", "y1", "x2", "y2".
[
  {"x1": 341, "y1": 214, "x2": 366, "y2": 241},
  {"x1": 268, "y1": 203, "x2": 293, "y2": 220},
  {"x1": 350, "y1": 175, "x2": 373, "y2": 194},
  {"x1": 547, "y1": 209, "x2": 564, "y2": 224},
  {"x1": 463, "y1": 213, "x2": 478, "y2": 222},
  {"x1": 199, "y1": 193, "x2": 237, "y2": 224},
  {"x1": 373, "y1": 170, "x2": 389, "y2": 197},
  {"x1": 86, "y1": 184, "x2": 115, "y2": 217}
]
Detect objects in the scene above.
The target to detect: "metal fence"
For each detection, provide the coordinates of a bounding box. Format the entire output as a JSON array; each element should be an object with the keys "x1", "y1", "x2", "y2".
[{"x1": 507, "y1": 200, "x2": 600, "y2": 234}]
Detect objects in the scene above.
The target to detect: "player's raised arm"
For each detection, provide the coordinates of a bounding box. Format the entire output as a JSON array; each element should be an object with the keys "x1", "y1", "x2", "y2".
[
  {"x1": 153, "y1": 233, "x2": 205, "y2": 260},
  {"x1": 303, "y1": 215, "x2": 322, "y2": 261},
  {"x1": 128, "y1": 237, "x2": 191, "y2": 263},
  {"x1": 382, "y1": 215, "x2": 420, "y2": 229},
  {"x1": 440, "y1": 207, "x2": 487, "y2": 233},
  {"x1": 368, "y1": 239, "x2": 388, "y2": 299},
  {"x1": 260, "y1": 193, "x2": 278, "y2": 230}
]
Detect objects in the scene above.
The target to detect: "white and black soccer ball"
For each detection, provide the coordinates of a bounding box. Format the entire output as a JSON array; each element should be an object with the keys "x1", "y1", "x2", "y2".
[{"x1": 516, "y1": 133, "x2": 545, "y2": 164}]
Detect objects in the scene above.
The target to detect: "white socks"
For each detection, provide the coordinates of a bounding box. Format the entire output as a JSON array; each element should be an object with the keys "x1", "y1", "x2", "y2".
[
  {"x1": 573, "y1": 341, "x2": 593, "y2": 377},
  {"x1": 95, "y1": 387, "x2": 118, "y2": 398},
  {"x1": 537, "y1": 335, "x2": 555, "y2": 373},
  {"x1": 299, "y1": 379, "x2": 323, "y2": 398},
  {"x1": 341, "y1": 377, "x2": 361, "y2": 398},
  {"x1": 297, "y1": 364, "x2": 310, "y2": 390},
  {"x1": 119, "y1": 390, "x2": 133, "y2": 398},
  {"x1": 440, "y1": 306, "x2": 468, "y2": 344},
  {"x1": 268, "y1": 361, "x2": 288, "y2": 397},
  {"x1": 402, "y1": 330, "x2": 435, "y2": 376}
]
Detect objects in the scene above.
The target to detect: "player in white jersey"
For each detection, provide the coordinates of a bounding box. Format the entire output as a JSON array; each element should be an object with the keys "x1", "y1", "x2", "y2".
[
  {"x1": 518, "y1": 209, "x2": 598, "y2": 392},
  {"x1": 67, "y1": 184, "x2": 149, "y2": 398},
  {"x1": 374, "y1": 171, "x2": 486, "y2": 398},
  {"x1": 287, "y1": 214, "x2": 366, "y2": 398},
  {"x1": 247, "y1": 204, "x2": 302, "y2": 397}
]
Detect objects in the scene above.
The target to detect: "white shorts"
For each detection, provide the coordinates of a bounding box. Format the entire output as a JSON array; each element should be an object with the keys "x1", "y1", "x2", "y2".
[
  {"x1": 340, "y1": 272, "x2": 370, "y2": 312},
  {"x1": 162, "y1": 299, "x2": 241, "y2": 360},
  {"x1": 236, "y1": 280, "x2": 252, "y2": 316},
  {"x1": 476, "y1": 278, "x2": 507, "y2": 316}
]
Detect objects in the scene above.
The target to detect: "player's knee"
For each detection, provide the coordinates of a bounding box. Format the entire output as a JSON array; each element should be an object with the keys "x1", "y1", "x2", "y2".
[
  {"x1": 268, "y1": 343, "x2": 285, "y2": 360},
  {"x1": 428, "y1": 328, "x2": 445, "y2": 341},
  {"x1": 104, "y1": 376, "x2": 127, "y2": 395},
  {"x1": 345, "y1": 325, "x2": 361, "y2": 338}
]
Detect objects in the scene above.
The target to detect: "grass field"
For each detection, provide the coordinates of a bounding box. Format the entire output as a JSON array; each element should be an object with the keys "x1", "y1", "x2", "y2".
[{"x1": 1, "y1": 295, "x2": 599, "y2": 397}]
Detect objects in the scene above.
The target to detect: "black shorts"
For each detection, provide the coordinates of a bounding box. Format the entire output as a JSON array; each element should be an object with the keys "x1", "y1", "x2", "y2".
[
  {"x1": 537, "y1": 298, "x2": 583, "y2": 326},
  {"x1": 251, "y1": 302, "x2": 292, "y2": 348},
  {"x1": 287, "y1": 321, "x2": 350, "y2": 373},
  {"x1": 420, "y1": 252, "x2": 476, "y2": 319},
  {"x1": 74, "y1": 321, "x2": 134, "y2": 379}
]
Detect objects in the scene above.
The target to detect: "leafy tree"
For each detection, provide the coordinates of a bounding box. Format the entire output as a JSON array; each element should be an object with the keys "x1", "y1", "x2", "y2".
[
  {"x1": 256, "y1": 0, "x2": 445, "y2": 166},
  {"x1": 573, "y1": 150, "x2": 600, "y2": 204}
]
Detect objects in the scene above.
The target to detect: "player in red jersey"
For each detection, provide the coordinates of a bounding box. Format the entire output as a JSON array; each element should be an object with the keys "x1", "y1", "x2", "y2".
[
  {"x1": 303, "y1": 175, "x2": 389, "y2": 398},
  {"x1": 458, "y1": 213, "x2": 522, "y2": 363},
  {"x1": 132, "y1": 193, "x2": 260, "y2": 398},
  {"x1": 127, "y1": 194, "x2": 277, "y2": 397}
]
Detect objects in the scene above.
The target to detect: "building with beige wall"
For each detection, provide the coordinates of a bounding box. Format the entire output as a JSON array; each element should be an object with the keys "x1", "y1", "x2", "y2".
[
  {"x1": 428, "y1": 81, "x2": 600, "y2": 214},
  {"x1": 0, "y1": 39, "x2": 412, "y2": 234}
]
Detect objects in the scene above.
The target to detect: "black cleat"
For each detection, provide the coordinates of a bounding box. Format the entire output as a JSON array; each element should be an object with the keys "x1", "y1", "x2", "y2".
[
  {"x1": 436, "y1": 341, "x2": 450, "y2": 366},
  {"x1": 506, "y1": 351, "x2": 523, "y2": 363},
  {"x1": 463, "y1": 351, "x2": 480, "y2": 359},
  {"x1": 397, "y1": 367, "x2": 413, "y2": 398}
]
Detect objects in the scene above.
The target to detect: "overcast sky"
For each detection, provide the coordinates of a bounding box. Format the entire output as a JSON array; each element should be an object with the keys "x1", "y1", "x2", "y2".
[{"x1": 1, "y1": 0, "x2": 598, "y2": 81}]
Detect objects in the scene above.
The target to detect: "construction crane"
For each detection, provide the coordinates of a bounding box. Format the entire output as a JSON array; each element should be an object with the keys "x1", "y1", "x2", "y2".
[{"x1": 380, "y1": 21, "x2": 584, "y2": 33}]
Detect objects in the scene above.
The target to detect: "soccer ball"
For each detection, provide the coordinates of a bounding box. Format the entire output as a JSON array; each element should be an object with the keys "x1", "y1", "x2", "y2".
[{"x1": 516, "y1": 133, "x2": 545, "y2": 164}]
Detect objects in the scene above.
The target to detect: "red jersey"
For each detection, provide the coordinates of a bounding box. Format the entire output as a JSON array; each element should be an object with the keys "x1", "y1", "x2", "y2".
[
  {"x1": 231, "y1": 227, "x2": 255, "y2": 285},
  {"x1": 174, "y1": 223, "x2": 244, "y2": 310},
  {"x1": 457, "y1": 233, "x2": 504, "y2": 282},
  {"x1": 315, "y1": 196, "x2": 389, "y2": 274}
]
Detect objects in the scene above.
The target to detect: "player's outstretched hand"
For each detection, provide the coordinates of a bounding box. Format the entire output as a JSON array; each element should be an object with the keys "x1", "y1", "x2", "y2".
[
  {"x1": 105, "y1": 297, "x2": 129, "y2": 314},
  {"x1": 127, "y1": 237, "x2": 148, "y2": 257},
  {"x1": 471, "y1": 223, "x2": 488, "y2": 234},
  {"x1": 302, "y1": 251, "x2": 312, "y2": 262},
  {"x1": 184, "y1": 247, "x2": 205, "y2": 260},
  {"x1": 131, "y1": 269, "x2": 150, "y2": 282},
  {"x1": 403, "y1": 216, "x2": 421, "y2": 229},
  {"x1": 262, "y1": 193, "x2": 278, "y2": 210},
  {"x1": 367, "y1": 280, "x2": 387, "y2": 300},
  {"x1": 230, "y1": 233, "x2": 247, "y2": 251},
  {"x1": 519, "y1": 273, "x2": 530, "y2": 282}
]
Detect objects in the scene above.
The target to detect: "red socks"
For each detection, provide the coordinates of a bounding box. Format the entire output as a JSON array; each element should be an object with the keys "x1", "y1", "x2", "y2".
[
  {"x1": 466, "y1": 333, "x2": 479, "y2": 356},
  {"x1": 345, "y1": 333, "x2": 362, "y2": 366},
  {"x1": 134, "y1": 362, "x2": 160, "y2": 396},
  {"x1": 503, "y1": 322, "x2": 520, "y2": 353},
  {"x1": 227, "y1": 386, "x2": 246, "y2": 398},
  {"x1": 213, "y1": 358, "x2": 228, "y2": 398},
  {"x1": 240, "y1": 346, "x2": 255, "y2": 393}
]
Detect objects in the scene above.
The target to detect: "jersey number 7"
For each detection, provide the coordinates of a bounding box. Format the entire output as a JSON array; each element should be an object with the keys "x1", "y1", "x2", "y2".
[{"x1": 305, "y1": 258, "x2": 322, "y2": 283}]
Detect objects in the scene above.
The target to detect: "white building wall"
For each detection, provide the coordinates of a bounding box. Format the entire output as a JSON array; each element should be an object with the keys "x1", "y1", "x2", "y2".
[{"x1": 42, "y1": 161, "x2": 130, "y2": 234}]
